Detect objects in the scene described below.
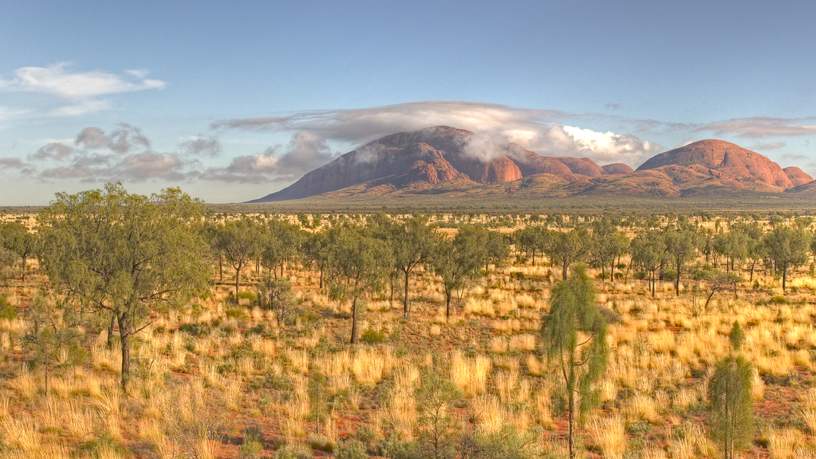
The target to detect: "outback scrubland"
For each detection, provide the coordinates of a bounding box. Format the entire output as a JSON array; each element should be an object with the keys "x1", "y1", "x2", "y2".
[{"x1": 1, "y1": 185, "x2": 816, "y2": 458}]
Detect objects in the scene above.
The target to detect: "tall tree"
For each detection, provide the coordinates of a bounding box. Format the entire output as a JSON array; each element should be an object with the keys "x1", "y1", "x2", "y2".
[
  {"x1": 326, "y1": 225, "x2": 391, "y2": 344},
  {"x1": 38, "y1": 183, "x2": 209, "y2": 390},
  {"x1": 763, "y1": 225, "x2": 810, "y2": 293},
  {"x1": 540, "y1": 265, "x2": 608, "y2": 459},
  {"x1": 663, "y1": 224, "x2": 698, "y2": 296},
  {"x1": 303, "y1": 230, "x2": 330, "y2": 289},
  {"x1": 390, "y1": 216, "x2": 435, "y2": 319},
  {"x1": 630, "y1": 230, "x2": 666, "y2": 297}
]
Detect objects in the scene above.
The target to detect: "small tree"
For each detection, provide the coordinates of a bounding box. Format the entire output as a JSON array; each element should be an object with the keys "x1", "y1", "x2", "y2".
[
  {"x1": 430, "y1": 226, "x2": 486, "y2": 319},
  {"x1": 303, "y1": 231, "x2": 331, "y2": 290},
  {"x1": 708, "y1": 323, "x2": 754, "y2": 459},
  {"x1": 515, "y1": 226, "x2": 548, "y2": 265},
  {"x1": 630, "y1": 230, "x2": 666, "y2": 297},
  {"x1": 540, "y1": 265, "x2": 607, "y2": 459},
  {"x1": 697, "y1": 268, "x2": 740, "y2": 310},
  {"x1": 763, "y1": 225, "x2": 811, "y2": 293},
  {"x1": 414, "y1": 368, "x2": 460, "y2": 459},
  {"x1": 39, "y1": 183, "x2": 209, "y2": 390},
  {"x1": 220, "y1": 217, "x2": 263, "y2": 300},
  {"x1": 663, "y1": 224, "x2": 698, "y2": 296},
  {"x1": 0, "y1": 221, "x2": 37, "y2": 281},
  {"x1": 257, "y1": 278, "x2": 296, "y2": 328},
  {"x1": 23, "y1": 295, "x2": 86, "y2": 397},
  {"x1": 589, "y1": 219, "x2": 628, "y2": 283},
  {"x1": 326, "y1": 225, "x2": 391, "y2": 344},
  {"x1": 544, "y1": 227, "x2": 590, "y2": 281},
  {"x1": 390, "y1": 216, "x2": 435, "y2": 319}
]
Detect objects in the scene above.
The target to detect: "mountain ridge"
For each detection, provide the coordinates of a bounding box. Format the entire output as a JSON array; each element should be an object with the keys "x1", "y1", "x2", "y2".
[{"x1": 251, "y1": 126, "x2": 813, "y2": 202}]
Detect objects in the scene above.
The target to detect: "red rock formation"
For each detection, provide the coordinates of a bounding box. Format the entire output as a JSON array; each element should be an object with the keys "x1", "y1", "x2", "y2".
[
  {"x1": 637, "y1": 140, "x2": 793, "y2": 190},
  {"x1": 601, "y1": 163, "x2": 634, "y2": 175},
  {"x1": 250, "y1": 129, "x2": 812, "y2": 202},
  {"x1": 783, "y1": 166, "x2": 813, "y2": 187}
]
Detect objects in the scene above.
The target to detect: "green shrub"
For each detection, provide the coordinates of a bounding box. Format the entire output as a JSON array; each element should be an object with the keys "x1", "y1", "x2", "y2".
[
  {"x1": 0, "y1": 296, "x2": 16, "y2": 320},
  {"x1": 335, "y1": 439, "x2": 367, "y2": 459},
  {"x1": 360, "y1": 328, "x2": 387, "y2": 344},
  {"x1": 225, "y1": 306, "x2": 249, "y2": 320},
  {"x1": 768, "y1": 295, "x2": 788, "y2": 305},
  {"x1": 178, "y1": 322, "x2": 210, "y2": 337},
  {"x1": 239, "y1": 427, "x2": 264, "y2": 458}
]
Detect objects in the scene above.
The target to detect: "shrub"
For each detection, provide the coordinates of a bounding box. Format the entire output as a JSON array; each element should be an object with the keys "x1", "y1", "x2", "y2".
[
  {"x1": 335, "y1": 439, "x2": 367, "y2": 459},
  {"x1": 239, "y1": 426, "x2": 264, "y2": 458},
  {"x1": 361, "y1": 328, "x2": 387, "y2": 344},
  {"x1": 0, "y1": 296, "x2": 15, "y2": 320}
]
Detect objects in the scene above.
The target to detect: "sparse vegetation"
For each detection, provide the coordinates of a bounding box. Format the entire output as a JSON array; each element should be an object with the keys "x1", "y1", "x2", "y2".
[{"x1": 2, "y1": 190, "x2": 816, "y2": 457}]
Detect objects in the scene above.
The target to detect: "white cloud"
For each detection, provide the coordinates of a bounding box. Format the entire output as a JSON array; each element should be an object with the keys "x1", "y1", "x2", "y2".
[
  {"x1": 0, "y1": 63, "x2": 166, "y2": 118},
  {"x1": 0, "y1": 62, "x2": 165, "y2": 99},
  {"x1": 212, "y1": 101, "x2": 657, "y2": 166},
  {"x1": 556, "y1": 125, "x2": 656, "y2": 164},
  {"x1": 49, "y1": 99, "x2": 112, "y2": 117}
]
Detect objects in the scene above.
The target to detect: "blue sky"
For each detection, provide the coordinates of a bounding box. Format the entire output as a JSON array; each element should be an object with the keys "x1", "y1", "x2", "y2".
[{"x1": 1, "y1": 0, "x2": 815, "y2": 204}]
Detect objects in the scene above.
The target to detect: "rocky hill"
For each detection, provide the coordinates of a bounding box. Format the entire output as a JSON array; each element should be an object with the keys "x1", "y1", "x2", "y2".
[{"x1": 251, "y1": 127, "x2": 812, "y2": 202}]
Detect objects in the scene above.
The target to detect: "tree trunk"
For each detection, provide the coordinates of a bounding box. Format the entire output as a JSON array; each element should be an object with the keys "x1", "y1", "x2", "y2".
[
  {"x1": 118, "y1": 314, "x2": 130, "y2": 391},
  {"x1": 749, "y1": 260, "x2": 755, "y2": 282},
  {"x1": 44, "y1": 362, "x2": 49, "y2": 398},
  {"x1": 674, "y1": 264, "x2": 681, "y2": 296},
  {"x1": 350, "y1": 296, "x2": 359, "y2": 344},
  {"x1": 567, "y1": 383, "x2": 575, "y2": 459},
  {"x1": 20, "y1": 254, "x2": 26, "y2": 282},
  {"x1": 218, "y1": 255, "x2": 223, "y2": 281},
  {"x1": 704, "y1": 289, "x2": 716, "y2": 309},
  {"x1": 389, "y1": 272, "x2": 395, "y2": 307},
  {"x1": 234, "y1": 265, "x2": 241, "y2": 301},
  {"x1": 782, "y1": 266, "x2": 787, "y2": 293},
  {"x1": 107, "y1": 313, "x2": 115, "y2": 350},
  {"x1": 445, "y1": 290, "x2": 452, "y2": 319},
  {"x1": 319, "y1": 267, "x2": 324, "y2": 290},
  {"x1": 562, "y1": 259, "x2": 569, "y2": 281},
  {"x1": 402, "y1": 270, "x2": 410, "y2": 319}
]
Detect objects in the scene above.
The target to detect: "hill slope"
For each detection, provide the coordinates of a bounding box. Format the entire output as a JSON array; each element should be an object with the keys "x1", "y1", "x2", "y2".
[{"x1": 251, "y1": 128, "x2": 812, "y2": 202}]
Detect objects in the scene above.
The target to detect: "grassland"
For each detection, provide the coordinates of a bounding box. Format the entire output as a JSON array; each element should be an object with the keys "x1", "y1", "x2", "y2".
[{"x1": 1, "y1": 213, "x2": 816, "y2": 458}]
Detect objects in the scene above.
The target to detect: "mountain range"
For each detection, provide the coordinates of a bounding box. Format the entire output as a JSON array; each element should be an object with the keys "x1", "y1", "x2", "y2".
[{"x1": 251, "y1": 126, "x2": 815, "y2": 202}]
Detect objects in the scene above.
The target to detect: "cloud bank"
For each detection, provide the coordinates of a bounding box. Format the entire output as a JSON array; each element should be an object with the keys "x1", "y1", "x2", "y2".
[{"x1": 213, "y1": 101, "x2": 659, "y2": 167}]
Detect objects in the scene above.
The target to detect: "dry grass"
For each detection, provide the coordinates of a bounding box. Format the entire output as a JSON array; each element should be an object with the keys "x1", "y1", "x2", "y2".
[{"x1": 2, "y1": 213, "x2": 816, "y2": 457}]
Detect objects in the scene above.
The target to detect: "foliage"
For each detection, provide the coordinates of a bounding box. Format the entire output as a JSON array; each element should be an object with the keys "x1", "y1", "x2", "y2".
[
  {"x1": 22, "y1": 295, "x2": 87, "y2": 396},
  {"x1": 430, "y1": 225, "x2": 492, "y2": 318},
  {"x1": 257, "y1": 278, "x2": 297, "y2": 327},
  {"x1": 413, "y1": 368, "x2": 461, "y2": 459},
  {"x1": 540, "y1": 265, "x2": 607, "y2": 458},
  {"x1": 38, "y1": 183, "x2": 209, "y2": 389},
  {"x1": 544, "y1": 227, "x2": 590, "y2": 280},
  {"x1": 708, "y1": 355, "x2": 754, "y2": 459},
  {"x1": 763, "y1": 225, "x2": 811, "y2": 293},
  {"x1": 325, "y1": 224, "x2": 392, "y2": 343}
]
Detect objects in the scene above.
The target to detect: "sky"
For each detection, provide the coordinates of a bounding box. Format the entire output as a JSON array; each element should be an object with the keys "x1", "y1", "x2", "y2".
[{"x1": 1, "y1": 0, "x2": 815, "y2": 205}]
